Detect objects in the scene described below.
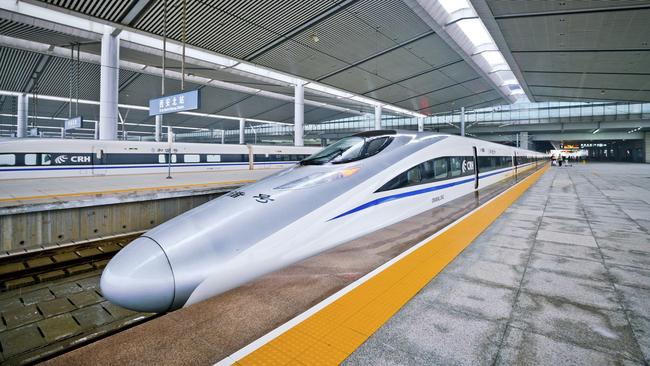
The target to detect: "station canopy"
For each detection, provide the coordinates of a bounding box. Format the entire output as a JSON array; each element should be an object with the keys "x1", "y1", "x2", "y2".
[{"x1": 0, "y1": 0, "x2": 648, "y2": 136}]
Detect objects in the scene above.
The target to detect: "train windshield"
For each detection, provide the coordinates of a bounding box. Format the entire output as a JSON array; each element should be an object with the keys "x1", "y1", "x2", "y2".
[{"x1": 300, "y1": 136, "x2": 392, "y2": 165}]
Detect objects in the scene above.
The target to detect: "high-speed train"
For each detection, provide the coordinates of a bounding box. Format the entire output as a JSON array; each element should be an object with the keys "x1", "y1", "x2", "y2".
[
  {"x1": 0, "y1": 138, "x2": 318, "y2": 179},
  {"x1": 100, "y1": 131, "x2": 547, "y2": 312}
]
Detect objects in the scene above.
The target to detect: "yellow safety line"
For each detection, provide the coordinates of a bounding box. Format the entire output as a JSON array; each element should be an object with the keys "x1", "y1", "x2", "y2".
[
  {"x1": 238, "y1": 164, "x2": 549, "y2": 366},
  {"x1": 0, "y1": 179, "x2": 255, "y2": 203}
]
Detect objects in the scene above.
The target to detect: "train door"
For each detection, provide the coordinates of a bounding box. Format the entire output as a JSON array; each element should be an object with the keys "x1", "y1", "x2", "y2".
[
  {"x1": 92, "y1": 146, "x2": 108, "y2": 176},
  {"x1": 473, "y1": 146, "x2": 479, "y2": 189}
]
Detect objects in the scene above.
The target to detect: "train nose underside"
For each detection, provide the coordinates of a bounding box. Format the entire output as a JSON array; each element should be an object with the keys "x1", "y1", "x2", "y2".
[{"x1": 100, "y1": 236, "x2": 175, "y2": 313}]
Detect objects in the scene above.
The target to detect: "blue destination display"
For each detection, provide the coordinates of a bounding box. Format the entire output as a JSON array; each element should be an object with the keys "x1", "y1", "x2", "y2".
[
  {"x1": 149, "y1": 90, "x2": 200, "y2": 116},
  {"x1": 64, "y1": 116, "x2": 83, "y2": 130}
]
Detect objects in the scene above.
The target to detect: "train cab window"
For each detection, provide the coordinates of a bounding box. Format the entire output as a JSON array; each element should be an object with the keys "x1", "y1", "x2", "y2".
[
  {"x1": 206, "y1": 154, "x2": 221, "y2": 162},
  {"x1": 41, "y1": 154, "x2": 51, "y2": 165},
  {"x1": 449, "y1": 157, "x2": 462, "y2": 177},
  {"x1": 362, "y1": 137, "x2": 391, "y2": 158},
  {"x1": 24, "y1": 154, "x2": 37, "y2": 166},
  {"x1": 158, "y1": 154, "x2": 166, "y2": 163},
  {"x1": 0, "y1": 154, "x2": 16, "y2": 166},
  {"x1": 433, "y1": 158, "x2": 448, "y2": 180},
  {"x1": 301, "y1": 134, "x2": 393, "y2": 165},
  {"x1": 184, "y1": 154, "x2": 200, "y2": 163}
]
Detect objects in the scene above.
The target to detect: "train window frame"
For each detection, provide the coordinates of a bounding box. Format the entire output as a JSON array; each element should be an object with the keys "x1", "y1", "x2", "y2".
[
  {"x1": 0, "y1": 154, "x2": 16, "y2": 166},
  {"x1": 206, "y1": 154, "x2": 221, "y2": 162},
  {"x1": 184, "y1": 154, "x2": 200, "y2": 163},
  {"x1": 433, "y1": 157, "x2": 448, "y2": 180},
  {"x1": 24, "y1": 154, "x2": 37, "y2": 166},
  {"x1": 171, "y1": 154, "x2": 177, "y2": 163},
  {"x1": 158, "y1": 154, "x2": 166, "y2": 163},
  {"x1": 449, "y1": 156, "x2": 462, "y2": 177},
  {"x1": 41, "y1": 154, "x2": 51, "y2": 165}
]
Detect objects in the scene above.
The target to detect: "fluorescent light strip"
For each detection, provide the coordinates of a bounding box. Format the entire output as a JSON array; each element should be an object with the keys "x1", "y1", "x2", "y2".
[{"x1": 420, "y1": 0, "x2": 524, "y2": 99}]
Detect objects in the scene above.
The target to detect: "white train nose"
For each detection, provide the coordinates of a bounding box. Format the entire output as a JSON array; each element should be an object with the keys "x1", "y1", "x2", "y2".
[{"x1": 100, "y1": 237, "x2": 175, "y2": 313}]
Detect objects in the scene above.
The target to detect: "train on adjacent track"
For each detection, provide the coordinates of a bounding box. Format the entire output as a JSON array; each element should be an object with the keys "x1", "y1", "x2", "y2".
[
  {"x1": 0, "y1": 138, "x2": 318, "y2": 179},
  {"x1": 100, "y1": 130, "x2": 547, "y2": 313}
]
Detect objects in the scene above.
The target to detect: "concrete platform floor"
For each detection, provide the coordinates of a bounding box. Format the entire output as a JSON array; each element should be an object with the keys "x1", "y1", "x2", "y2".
[{"x1": 345, "y1": 163, "x2": 650, "y2": 365}]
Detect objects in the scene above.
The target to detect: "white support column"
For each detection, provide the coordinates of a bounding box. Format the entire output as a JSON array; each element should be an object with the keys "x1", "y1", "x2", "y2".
[
  {"x1": 519, "y1": 131, "x2": 529, "y2": 150},
  {"x1": 221, "y1": 130, "x2": 225, "y2": 144},
  {"x1": 16, "y1": 93, "x2": 28, "y2": 138},
  {"x1": 60, "y1": 127, "x2": 65, "y2": 139},
  {"x1": 99, "y1": 27, "x2": 120, "y2": 140},
  {"x1": 155, "y1": 115, "x2": 162, "y2": 142},
  {"x1": 294, "y1": 83, "x2": 304, "y2": 147},
  {"x1": 374, "y1": 105, "x2": 382, "y2": 130},
  {"x1": 239, "y1": 118, "x2": 245, "y2": 144},
  {"x1": 460, "y1": 107, "x2": 465, "y2": 137},
  {"x1": 644, "y1": 132, "x2": 650, "y2": 164},
  {"x1": 417, "y1": 117, "x2": 424, "y2": 132},
  {"x1": 93, "y1": 121, "x2": 99, "y2": 139},
  {"x1": 167, "y1": 126, "x2": 173, "y2": 143}
]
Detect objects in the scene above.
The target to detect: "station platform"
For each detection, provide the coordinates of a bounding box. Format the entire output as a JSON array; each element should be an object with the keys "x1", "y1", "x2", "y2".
[
  {"x1": 0, "y1": 170, "x2": 277, "y2": 215},
  {"x1": 37, "y1": 163, "x2": 650, "y2": 365}
]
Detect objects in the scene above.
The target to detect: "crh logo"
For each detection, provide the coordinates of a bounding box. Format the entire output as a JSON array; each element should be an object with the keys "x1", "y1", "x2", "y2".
[
  {"x1": 71, "y1": 156, "x2": 91, "y2": 163},
  {"x1": 462, "y1": 160, "x2": 475, "y2": 173},
  {"x1": 54, "y1": 155, "x2": 68, "y2": 164}
]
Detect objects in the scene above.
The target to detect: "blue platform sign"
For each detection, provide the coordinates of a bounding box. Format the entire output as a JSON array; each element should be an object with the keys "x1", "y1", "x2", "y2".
[
  {"x1": 149, "y1": 89, "x2": 200, "y2": 116},
  {"x1": 64, "y1": 116, "x2": 83, "y2": 130}
]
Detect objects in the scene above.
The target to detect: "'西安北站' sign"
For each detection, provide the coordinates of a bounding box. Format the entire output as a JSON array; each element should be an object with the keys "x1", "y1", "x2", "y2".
[{"x1": 149, "y1": 90, "x2": 200, "y2": 116}]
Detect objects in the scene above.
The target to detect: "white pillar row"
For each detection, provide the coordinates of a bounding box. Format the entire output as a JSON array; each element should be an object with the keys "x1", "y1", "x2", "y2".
[
  {"x1": 460, "y1": 107, "x2": 465, "y2": 137},
  {"x1": 417, "y1": 117, "x2": 424, "y2": 132},
  {"x1": 644, "y1": 132, "x2": 650, "y2": 163},
  {"x1": 294, "y1": 83, "x2": 304, "y2": 147},
  {"x1": 519, "y1": 131, "x2": 529, "y2": 150},
  {"x1": 374, "y1": 105, "x2": 382, "y2": 130},
  {"x1": 155, "y1": 115, "x2": 162, "y2": 142},
  {"x1": 239, "y1": 118, "x2": 245, "y2": 144},
  {"x1": 16, "y1": 93, "x2": 28, "y2": 138},
  {"x1": 99, "y1": 27, "x2": 120, "y2": 140}
]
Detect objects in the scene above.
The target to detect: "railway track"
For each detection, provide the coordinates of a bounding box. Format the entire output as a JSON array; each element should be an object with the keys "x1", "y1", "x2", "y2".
[
  {"x1": 0, "y1": 232, "x2": 142, "y2": 292},
  {"x1": 0, "y1": 232, "x2": 159, "y2": 365}
]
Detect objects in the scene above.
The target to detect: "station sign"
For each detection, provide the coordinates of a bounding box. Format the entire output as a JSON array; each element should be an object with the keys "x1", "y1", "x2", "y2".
[
  {"x1": 64, "y1": 116, "x2": 83, "y2": 130},
  {"x1": 149, "y1": 90, "x2": 200, "y2": 116}
]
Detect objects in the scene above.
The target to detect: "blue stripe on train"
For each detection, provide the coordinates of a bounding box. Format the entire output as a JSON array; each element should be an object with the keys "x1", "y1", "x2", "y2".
[
  {"x1": 0, "y1": 161, "x2": 297, "y2": 172},
  {"x1": 329, "y1": 163, "x2": 534, "y2": 221}
]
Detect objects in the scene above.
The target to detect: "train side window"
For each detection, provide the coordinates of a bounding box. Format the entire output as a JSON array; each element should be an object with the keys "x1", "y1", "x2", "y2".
[
  {"x1": 406, "y1": 166, "x2": 421, "y2": 185},
  {"x1": 158, "y1": 154, "x2": 166, "y2": 163},
  {"x1": 449, "y1": 157, "x2": 462, "y2": 177},
  {"x1": 41, "y1": 154, "x2": 51, "y2": 165},
  {"x1": 184, "y1": 154, "x2": 200, "y2": 163},
  {"x1": 0, "y1": 154, "x2": 16, "y2": 166},
  {"x1": 377, "y1": 172, "x2": 407, "y2": 192},
  {"x1": 433, "y1": 158, "x2": 448, "y2": 180},
  {"x1": 420, "y1": 160, "x2": 434, "y2": 181},
  {"x1": 171, "y1": 154, "x2": 177, "y2": 163},
  {"x1": 25, "y1": 154, "x2": 37, "y2": 166},
  {"x1": 206, "y1": 154, "x2": 221, "y2": 162}
]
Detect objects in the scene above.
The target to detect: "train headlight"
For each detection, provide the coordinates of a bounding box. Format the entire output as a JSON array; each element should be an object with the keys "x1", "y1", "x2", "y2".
[{"x1": 274, "y1": 167, "x2": 360, "y2": 190}]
